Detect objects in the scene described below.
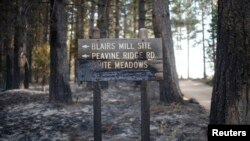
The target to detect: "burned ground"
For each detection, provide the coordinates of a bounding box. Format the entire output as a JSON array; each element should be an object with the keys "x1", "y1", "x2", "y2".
[{"x1": 0, "y1": 82, "x2": 208, "y2": 141}]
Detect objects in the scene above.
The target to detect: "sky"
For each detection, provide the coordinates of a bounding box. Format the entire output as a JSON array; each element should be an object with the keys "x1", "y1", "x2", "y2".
[{"x1": 174, "y1": 42, "x2": 214, "y2": 79}]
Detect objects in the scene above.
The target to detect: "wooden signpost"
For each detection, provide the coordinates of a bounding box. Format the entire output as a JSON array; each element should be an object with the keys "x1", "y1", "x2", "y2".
[
  {"x1": 77, "y1": 28, "x2": 163, "y2": 141},
  {"x1": 77, "y1": 39, "x2": 163, "y2": 81}
]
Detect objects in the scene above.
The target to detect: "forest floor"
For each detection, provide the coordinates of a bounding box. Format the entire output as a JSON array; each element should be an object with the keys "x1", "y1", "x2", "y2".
[{"x1": 0, "y1": 81, "x2": 208, "y2": 141}]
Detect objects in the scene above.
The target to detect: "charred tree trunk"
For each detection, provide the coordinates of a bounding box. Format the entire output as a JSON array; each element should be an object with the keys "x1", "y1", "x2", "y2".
[
  {"x1": 87, "y1": 0, "x2": 96, "y2": 87},
  {"x1": 209, "y1": 0, "x2": 250, "y2": 124},
  {"x1": 78, "y1": 0, "x2": 85, "y2": 39},
  {"x1": 97, "y1": 0, "x2": 110, "y2": 89},
  {"x1": 153, "y1": 0, "x2": 183, "y2": 103},
  {"x1": 0, "y1": 39, "x2": 3, "y2": 85},
  {"x1": 43, "y1": 2, "x2": 50, "y2": 43},
  {"x1": 0, "y1": 7, "x2": 5, "y2": 88},
  {"x1": 69, "y1": 2, "x2": 75, "y2": 81},
  {"x1": 98, "y1": 0, "x2": 110, "y2": 38},
  {"x1": 25, "y1": 24, "x2": 34, "y2": 88},
  {"x1": 5, "y1": 0, "x2": 15, "y2": 90},
  {"x1": 115, "y1": 0, "x2": 119, "y2": 38},
  {"x1": 24, "y1": 43, "x2": 31, "y2": 88},
  {"x1": 89, "y1": 0, "x2": 96, "y2": 38},
  {"x1": 74, "y1": 0, "x2": 85, "y2": 81},
  {"x1": 123, "y1": 0, "x2": 128, "y2": 38},
  {"x1": 139, "y1": 0, "x2": 145, "y2": 28},
  {"x1": 24, "y1": 1, "x2": 36, "y2": 88},
  {"x1": 49, "y1": 0, "x2": 72, "y2": 104},
  {"x1": 133, "y1": 0, "x2": 137, "y2": 38},
  {"x1": 14, "y1": 0, "x2": 28, "y2": 89},
  {"x1": 0, "y1": 2, "x2": 3, "y2": 85}
]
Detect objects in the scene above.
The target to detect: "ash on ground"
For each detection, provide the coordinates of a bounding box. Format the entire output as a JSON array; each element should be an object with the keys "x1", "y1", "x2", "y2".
[{"x1": 0, "y1": 81, "x2": 208, "y2": 141}]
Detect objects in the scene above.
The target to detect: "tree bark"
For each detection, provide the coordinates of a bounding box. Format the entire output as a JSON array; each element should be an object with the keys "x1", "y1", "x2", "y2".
[
  {"x1": 14, "y1": 0, "x2": 28, "y2": 89},
  {"x1": 4, "y1": 0, "x2": 15, "y2": 90},
  {"x1": 139, "y1": 0, "x2": 145, "y2": 28},
  {"x1": 78, "y1": 0, "x2": 85, "y2": 39},
  {"x1": 0, "y1": 40, "x2": 2, "y2": 84},
  {"x1": 211, "y1": 2, "x2": 217, "y2": 71},
  {"x1": 89, "y1": 0, "x2": 96, "y2": 38},
  {"x1": 115, "y1": 0, "x2": 119, "y2": 38},
  {"x1": 187, "y1": 31, "x2": 190, "y2": 79},
  {"x1": 152, "y1": 0, "x2": 183, "y2": 103},
  {"x1": 24, "y1": 1, "x2": 36, "y2": 88},
  {"x1": 97, "y1": 0, "x2": 110, "y2": 89},
  {"x1": 201, "y1": 6, "x2": 207, "y2": 79},
  {"x1": 49, "y1": 0, "x2": 72, "y2": 104},
  {"x1": 123, "y1": 0, "x2": 128, "y2": 38},
  {"x1": 25, "y1": 22, "x2": 34, "y2": 88},
  {"x1": 133, "y1": 0, "x2": 137, "y2": 38},
  {"x1": 69, "y1": 1, "x2": 75, "y2": 81},
  {"x1": 0, "y1": 2, "x2": 3, "y2": 84},
  {"x1": 98, "y1": 0, "x2": 110, "y2": 38},
  {"x1": 209, "y1": 0, "x2": 250, "y2": 124},
  {"x1": 43, "y1": 2, "x2": 50, "y2": 43}
]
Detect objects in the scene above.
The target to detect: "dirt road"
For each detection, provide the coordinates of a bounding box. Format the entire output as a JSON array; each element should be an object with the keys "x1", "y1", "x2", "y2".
[{"x1": 179, "y1": 80, "x2": 212, "y2": 111}]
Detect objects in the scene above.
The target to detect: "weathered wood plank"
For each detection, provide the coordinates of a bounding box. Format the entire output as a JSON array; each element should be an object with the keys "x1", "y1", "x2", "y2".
[{"x1": 77, "y1": 38, "x2": 163, "y2": 81}]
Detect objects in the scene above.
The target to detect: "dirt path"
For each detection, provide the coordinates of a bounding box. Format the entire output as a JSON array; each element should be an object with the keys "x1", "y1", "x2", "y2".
[{"x1": 179, "y1": 80, "x2": 212, "y2": 111}]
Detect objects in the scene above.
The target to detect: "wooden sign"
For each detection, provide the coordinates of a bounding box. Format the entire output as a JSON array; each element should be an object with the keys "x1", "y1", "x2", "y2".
[{"x1": 77, "y1": 38, "x2": 163, "y2": 81}]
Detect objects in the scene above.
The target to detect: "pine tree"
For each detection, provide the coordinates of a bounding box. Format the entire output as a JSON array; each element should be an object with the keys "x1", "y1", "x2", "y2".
[
  {"x1": 153, "y1": 0, "x2": 183, "y2": 103},
  {"x1": 49, "y1": 0, "x2": 72, "y2": 104},
  {"x1": 210, "y1": 0, "x2": 250, "y2": 124}
]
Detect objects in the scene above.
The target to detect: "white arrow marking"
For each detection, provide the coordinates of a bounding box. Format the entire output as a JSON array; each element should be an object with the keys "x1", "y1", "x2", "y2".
[
  {"x1": 82, "y1": 54, "x2": 90, "y2": 59},
  {"x1": 82, "y1": 45, "x2": 90, "y2": 49}
]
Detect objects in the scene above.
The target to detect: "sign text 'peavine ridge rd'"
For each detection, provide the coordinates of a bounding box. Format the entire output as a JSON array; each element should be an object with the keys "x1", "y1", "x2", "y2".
[{"x1": 77, "y1": 38, "x2": 163, "y2": 81}]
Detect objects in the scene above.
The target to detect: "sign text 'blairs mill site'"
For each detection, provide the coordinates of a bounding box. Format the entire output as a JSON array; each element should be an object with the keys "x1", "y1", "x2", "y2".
[{"x1": 77, "y1": 38, "x2": 163, "y2": 81}]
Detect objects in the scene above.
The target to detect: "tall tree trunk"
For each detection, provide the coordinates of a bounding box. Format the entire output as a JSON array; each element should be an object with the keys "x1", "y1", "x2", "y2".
[
  {"x1": 201, "y1": 7, "x2": 207, "y2": 79},
  {"x1": 87, "y1": 0, "x2": 96, "y2": 87},
  {"x1": 211, "y1": 1, "x2": 216, "y2": 71},
  {"x1": 25, "y1": 22, "x2": 34, "y2": 88},
  {"x1": 74, "y1": 0, "x2": 85, "y2": 81},
  {"x1": 49, "y1": 0, "x2": 72, "y2": 104},
  {"x1": 0, "y1": 18, "x2": 4, "y2": 87},
  {"x1": 89, "y1": 0, "x2": 96, "y2": 38},
  {"x1": 14, "y1": 0, "x2": 28, "y2": 89},
  {"x1": 69, "y1": 2, "x2": 75, "y2": 81},
  {"x1": 133, "y1": 0, "x2": 137, "y2": 38},
  {"x1": 187, "y1": 31, "x2": 190, "y2": 79},
  {"x1": 43, "y1": 2, "x2": 50, "y2": 43},
  {"x1": 0, "y1": 42, "x2": 3, "y2": 85},
  {"x1": 5, "y1": 0, "x2": 14, "y2": 90},
  {"x1": 0, "y1": 39, "x2": 2, "y2": 84},
  {"x1": 139, "y1": 0, "x2": 145, "y2": 28},
  {"x1": 1, "y1": 0, "x2": 14, "y2": 90},
  {"x1": 123, "y1": 0, "x2": 127, "y2": 38},
  {"x1": 25, "y1": 39, "x2": 32, "y2": 88},
  {"x1": 209, "y1": 0, "x2": 250, "y2": 124},
  {"x1": 97, "y1": 0, "x2": 110, "y2": 89},
  {"x1": 0, "y1": 2, "x2": 3, "y2": 84},
  {"x1": 98, "y1": 0, "x2": 110, "y2": 38},
  {"x1": 115, "y1": 0, "x2": 119, "y2": 38},
  {"x1": 24, "y1": 1, "x2": 35, "y2": 88},
  {"x1": 78, "y1": 0, "x2": 84, "y2": 39},
  {"x1": 153, "y1": 0, "x2": 183, "y2": 103}
]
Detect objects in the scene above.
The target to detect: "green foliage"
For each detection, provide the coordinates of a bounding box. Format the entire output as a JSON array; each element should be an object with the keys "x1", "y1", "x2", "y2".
[
  {"x1": 170, "y1": 0, "x2": 200, "y2": 49},
  {"x1": 32, "y1": 43, "x2": 50, "y2": 83}
]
